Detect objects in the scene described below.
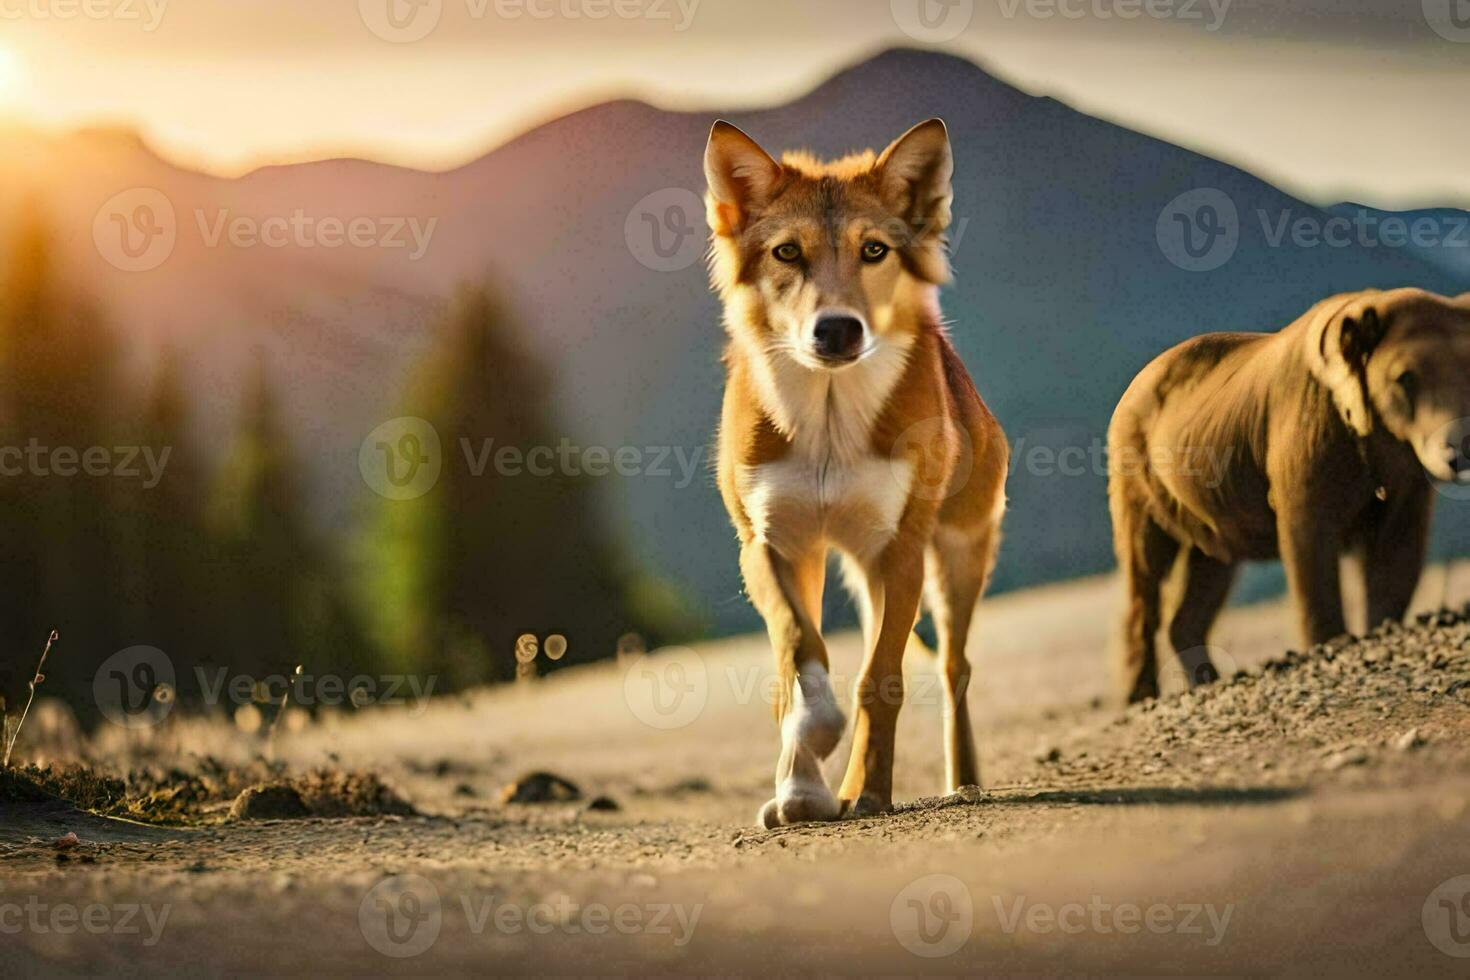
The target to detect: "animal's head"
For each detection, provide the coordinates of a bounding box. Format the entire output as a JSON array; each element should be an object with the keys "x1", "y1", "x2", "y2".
[
  {"x1": 1311, "y1": 288, "x2": 1470, "y2": 482},
  {"x1": 703, "y1": 118, "x2": 953, "y2": 369}
]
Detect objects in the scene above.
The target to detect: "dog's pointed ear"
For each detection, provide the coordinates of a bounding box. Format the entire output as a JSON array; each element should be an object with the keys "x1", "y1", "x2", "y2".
[
  {"x1": 877, "y1": 118, "x2": 954, "y2": 283},
  {"x1": 704, "y1": 121, "x2": 781, "y2": 235}
]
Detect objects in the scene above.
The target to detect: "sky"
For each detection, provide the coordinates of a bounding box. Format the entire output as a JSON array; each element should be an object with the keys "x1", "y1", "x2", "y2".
[{"x1": 0, "y1": 0, "x2": 1466, "y2": 207}]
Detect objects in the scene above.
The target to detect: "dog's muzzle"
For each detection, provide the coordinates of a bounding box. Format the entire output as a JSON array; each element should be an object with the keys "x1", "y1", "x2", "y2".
[{"x1": 811, "y1": 314, "x2": 866, "y2": 364}]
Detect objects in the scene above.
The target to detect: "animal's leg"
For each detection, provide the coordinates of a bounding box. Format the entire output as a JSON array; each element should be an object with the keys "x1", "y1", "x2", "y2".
[
  {"x1": 1165, "y1": 548, "x2": 1237, "y2": 688},
  {"x1": 1362, "y1": 490, "x2": 1433, "y2": 629},
  {"x1": 925, "y1": 519, "x2": 999, "y2": 794},
  {"x1": 741, "y1": 541, "x2": 843, "y2": 828},
  {"x1": 1113, "y1": 502, "x2": 1180, "y2": 704},
  {"x1": 837, "y1": 541, "x2": 926, "y2": 817},
  {"x1": 1277, "y1": 507, "x2": 1348, "y2": 646}
]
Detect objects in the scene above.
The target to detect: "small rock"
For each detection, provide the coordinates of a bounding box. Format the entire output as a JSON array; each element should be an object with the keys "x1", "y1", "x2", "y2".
[
  {"x1": 1394, "y1": 728, "x2": 1425, "y2": 752},
  {"x1": 585, "y1": 795, "x2": 620, "y2": 812},
  {"x1": 1323, "y1": 747, "x2": 1369, "y2": 771},
  {"x1": 228, "y1": 784, "x2": 310, "y2": 821},
  {"x1": 53, "y1": 832, "x2": 80, "y2": 850},
  {"x1": 499, "y1": 771, "x2": 582, "y2": 804}
]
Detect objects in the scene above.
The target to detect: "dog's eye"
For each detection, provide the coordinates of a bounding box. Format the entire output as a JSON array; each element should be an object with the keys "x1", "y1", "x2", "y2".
[
  {"x1": 1396, "y1": 369, "x2": 1420, "y2": 406},
  {"x1": 772, "y1": 243, "x2": 801, "y2": 263},
  {"x1": 861, "y1": 240, "x2": 890, "y2": 264}
]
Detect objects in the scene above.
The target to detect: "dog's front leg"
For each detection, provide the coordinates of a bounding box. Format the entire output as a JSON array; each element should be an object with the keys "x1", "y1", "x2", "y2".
[
  {"x1": 837, "y1": 540, "x2": 926, "y2": 818},
  {"x1": 741, "y1": 540, "x2": 845, "y2": 828}
]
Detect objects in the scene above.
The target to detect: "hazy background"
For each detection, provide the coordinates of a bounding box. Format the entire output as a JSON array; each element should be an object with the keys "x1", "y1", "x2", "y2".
[
  {"x1": 0, "y1": 0, "x2": 1467, "y2": 205},
  {"x1": 0, "y1": 0, "x2": 1467, "y2": 726}
]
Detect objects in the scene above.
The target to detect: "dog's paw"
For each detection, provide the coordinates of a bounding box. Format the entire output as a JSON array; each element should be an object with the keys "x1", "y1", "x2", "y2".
[
  {"x1": 756, "y1": 779, "x2": 841, "y2": 827},
  {"x1": 841, "y1": 792, "x2": 891, "y2": 820}
]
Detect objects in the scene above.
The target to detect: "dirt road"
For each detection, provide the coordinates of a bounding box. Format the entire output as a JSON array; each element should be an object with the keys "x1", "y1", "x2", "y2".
[{"x1": 5, "y1": 570, "x2": 1470, "y2": 975}]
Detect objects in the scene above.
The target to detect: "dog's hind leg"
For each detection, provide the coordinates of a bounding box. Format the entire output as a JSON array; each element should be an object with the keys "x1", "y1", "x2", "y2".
[
  {"x1": 1166, "y1": 548, "x2": 1236, "y2": 689},
  {"x1": 742, "y1": 541, "x2": 844, "y2": 828},
  {"x1": 925, "y1": 519, "x2": 999, "y2": 793},
  {"x1": 1113, "y1": 500, "x2": 1180, "y2": 704}
]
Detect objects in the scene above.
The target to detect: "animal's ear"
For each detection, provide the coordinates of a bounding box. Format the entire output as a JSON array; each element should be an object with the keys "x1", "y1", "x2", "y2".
[
  {"x1": 876, "y1": 118, "x2": 954, "y2": 283},
  {"x1": 1339, "y1": 306, "x2": 1388, "y2": 367},
  {"x1": 704, "y1": 121, "x2": 782, "y2": 235},
  {"x1": 1313, "y1": 301, "x2": 1387, "y2": 436}
]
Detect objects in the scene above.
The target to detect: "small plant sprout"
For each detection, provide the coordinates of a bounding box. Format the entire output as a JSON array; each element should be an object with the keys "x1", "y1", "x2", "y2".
[
  {"x1": 265, "y1": 664, "x2": 303, "y2": 762},
  {"x1": 3, "y1": 630, "x2": 59, "y2": 769}
]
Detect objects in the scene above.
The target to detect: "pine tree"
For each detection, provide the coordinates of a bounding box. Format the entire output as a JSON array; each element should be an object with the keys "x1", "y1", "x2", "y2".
[{"x1": 358, "y1": 284, "x2": 688, "y2": 687}]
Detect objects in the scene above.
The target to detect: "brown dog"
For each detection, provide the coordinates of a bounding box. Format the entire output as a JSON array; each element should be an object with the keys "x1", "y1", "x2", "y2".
[
  {"x1": 1109, "y1": 287, "x2": 1470, "y2": 703},
  {"x1": 703, "y1": 119, "x2": 1008, "y2": 824}
]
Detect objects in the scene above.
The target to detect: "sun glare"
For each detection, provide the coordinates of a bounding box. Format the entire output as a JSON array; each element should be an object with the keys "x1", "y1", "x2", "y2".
[{"x1": 0, "y1": 47, "x2": 26, "y2": 104}]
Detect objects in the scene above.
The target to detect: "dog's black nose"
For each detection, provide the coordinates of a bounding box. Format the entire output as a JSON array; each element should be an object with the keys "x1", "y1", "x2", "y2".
[{"x1": 812, "y1": 315, "x2": 865, "y2": 361}]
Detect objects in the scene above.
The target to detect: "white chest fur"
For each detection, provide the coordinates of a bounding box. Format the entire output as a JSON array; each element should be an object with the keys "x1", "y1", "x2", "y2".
[
  {"x1": 740, "y1": 453, "x2": 913, "y2": 560},
  {"x1": 736, "y1": 337, "x2": 916, "y2": 560}
]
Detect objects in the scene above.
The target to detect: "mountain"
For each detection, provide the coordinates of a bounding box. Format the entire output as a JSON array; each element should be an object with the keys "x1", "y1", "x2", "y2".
[{"x1": 2, "y1": 49, "x2": 1466, "y2": 637}]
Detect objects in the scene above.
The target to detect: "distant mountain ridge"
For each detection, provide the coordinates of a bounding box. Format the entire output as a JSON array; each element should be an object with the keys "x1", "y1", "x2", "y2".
[{"x1": 2, "y1": 48, "x2": 1466, "y2": 636}]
